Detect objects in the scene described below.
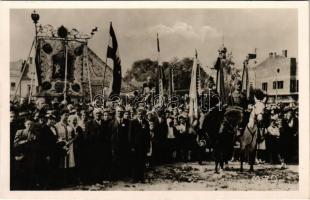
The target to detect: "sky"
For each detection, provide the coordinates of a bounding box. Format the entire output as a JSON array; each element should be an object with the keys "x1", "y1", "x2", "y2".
[{"x1": 10, "y1": 9, "x2": 298, "y2": 76}]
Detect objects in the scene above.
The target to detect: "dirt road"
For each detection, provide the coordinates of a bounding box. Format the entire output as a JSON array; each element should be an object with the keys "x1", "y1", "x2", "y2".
[{"x1": 67, "y1": 161, "x2": 298, "y2": 191}]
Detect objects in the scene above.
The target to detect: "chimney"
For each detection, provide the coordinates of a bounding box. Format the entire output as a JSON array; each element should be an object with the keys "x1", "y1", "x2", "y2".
[
  {"x1": 269, "y1": 52, "x2": 273, "y2": 58},
  {"x1": 282, "y1": 50, "x2": 288, "y2": 57}
]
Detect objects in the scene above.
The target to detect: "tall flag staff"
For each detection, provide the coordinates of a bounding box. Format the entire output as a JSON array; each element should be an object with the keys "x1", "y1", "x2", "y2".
[
  {"x1": 28, "y1": 11, "x2": 40, "y2": 104},
  {"x1": 188, "y1": 49, "x2": 199, "y2": 124},
  {"x1": 28, "y1": 56, "x2": 36, "y2": 104},
  {"x1": 197, "y1": 56, "x2": 202, "y2": 97},
  {"x1": 242, "y1": 48, "x2": 257, "y2": 99},
  {"x1": 106, "y1": 22, "x2": 122, "y2": 97},
  {"x1": 168, "y1": 63, "x2": 175, "y2": 96},
  {"x1": 84, "y1": 27, "x2": 98, "y2": 103},
  {"x1": 84, "y1": 43, "x2": 93, "y2": 102},
  {"x1": 157, "y1": 33, "x2": 164, "y2": 105}
]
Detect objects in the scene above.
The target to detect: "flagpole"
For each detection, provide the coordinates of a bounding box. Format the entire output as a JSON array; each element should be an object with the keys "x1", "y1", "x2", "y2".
[
  {"x1": 85, "y1": 43, "x2": 93, "y2": 102},
  {"x1": 102, "y1": 22, "x2": 111, "y2": 99},
  {"x1": 157, "y1": 33, "x2": 163, "y2": 105},
  {"x1": 63, "y1": 40, "x2": 68, "y2": 104},
  {"x1": 28, "y1": 57, "x2": 35, "y2": 104}
]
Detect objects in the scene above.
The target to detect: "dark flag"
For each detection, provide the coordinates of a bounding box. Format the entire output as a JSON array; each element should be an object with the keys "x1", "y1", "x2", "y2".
[
  {"x1": 157, "y1": 33, "x2": 164, "y2": 104},
  {"x1": 107, "y1": 22, "x2": 122, "y2": 97},
  {"x1": 35, "y1": 39, "x2": 42, "y2": 85}
]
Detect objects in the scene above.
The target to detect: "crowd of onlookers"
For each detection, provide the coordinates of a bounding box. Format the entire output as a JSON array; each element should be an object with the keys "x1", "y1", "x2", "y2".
[{"x1": 10, "y1": 94, "x2": 298, "y2": 190}]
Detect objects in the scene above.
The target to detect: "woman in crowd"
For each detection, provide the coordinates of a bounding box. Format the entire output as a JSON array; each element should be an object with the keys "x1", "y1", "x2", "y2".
[{"x1": 54, "y1": 110, "x2": 76, "y2": 186}]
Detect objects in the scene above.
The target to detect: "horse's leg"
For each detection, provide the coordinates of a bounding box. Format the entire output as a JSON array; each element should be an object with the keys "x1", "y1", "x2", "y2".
[
  {"x1": 215, "y1": 160, "x2": 218, "y2": 173},
  {"x1": 240, "y1": 148, "x2": 244, "y2": 172},
  {"x1": 249, "y1": 150, "x2": 256, "y2": 172}
]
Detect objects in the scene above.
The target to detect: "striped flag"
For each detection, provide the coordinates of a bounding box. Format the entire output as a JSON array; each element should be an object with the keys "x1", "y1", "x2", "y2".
[
  {"x1": 189, "y1": 49, "x2": 200, "y2": 123},
  {"x1": 107, "y1": 22, "x2": 122, "y2": 97},
  {"x1": 241, "y1": 60, "x2": 249, "y2": 99},
  {"x1": 157, "y1": 33, "x2": 164, "y2": 104}
]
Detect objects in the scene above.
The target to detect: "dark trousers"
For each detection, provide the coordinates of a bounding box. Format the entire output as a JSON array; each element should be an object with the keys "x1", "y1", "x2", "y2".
[
  {"x1": 165, "y1": 138, "x2": 177, "y2": 163},
  {"x1": 132, "y1": 151, "x2": 147, "y2": 182}
]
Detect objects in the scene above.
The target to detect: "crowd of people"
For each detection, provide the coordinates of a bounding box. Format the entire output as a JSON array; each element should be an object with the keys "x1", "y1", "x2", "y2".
[{"x1": 10, "y1": 80, "x2": 299, "y2": 190}]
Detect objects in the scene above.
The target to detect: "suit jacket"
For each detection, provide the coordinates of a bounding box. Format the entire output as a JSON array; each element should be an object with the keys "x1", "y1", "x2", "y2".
[
  {"x1": 85, "y1": 119, "x2": 110, "y2": 164},
  {"x1": 109, "y1": 118, "x2": 130, "y2": 156},
  {"x1": 129, "y1": 118, "x2": 150, "y2": 154},
  {"x1": 37, "y1": 124, "x2": 58, "y2": 158},
  {"x1": 13, "y1": 128, "x2": 39, "y2": 161}
]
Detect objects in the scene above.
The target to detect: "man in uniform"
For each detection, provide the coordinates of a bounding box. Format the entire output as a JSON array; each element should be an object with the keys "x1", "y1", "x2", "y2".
[
  {"x1": 228, "y1": 80, "x2": 247, "y2": 162},
  {"x1": 228, "y1": 80, "x2": 247, "y2": 110}
]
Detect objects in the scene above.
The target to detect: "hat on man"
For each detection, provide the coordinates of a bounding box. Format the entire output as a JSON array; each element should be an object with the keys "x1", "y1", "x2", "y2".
[
  {"x1": 283, "y1": 106, "x2": 293, "y2": 113},
  {"x1": 45, "y1": 110, "x2": 56, "y2": 119},
  {"x1": 115, "y1": 105, "x2": 125, "y2": 112},
  {"x1": 93, "y1": 108, "x2": 102, "y2": 115},
  {"x1": 137, "y1": 106, "x2": 146, "y2": 114},
  {"x1": 178, "y1": 113, "x2": 188, "y2": 120},
  {"x1": 102, "y1": 107, "x2": 110, "y2": 113}
]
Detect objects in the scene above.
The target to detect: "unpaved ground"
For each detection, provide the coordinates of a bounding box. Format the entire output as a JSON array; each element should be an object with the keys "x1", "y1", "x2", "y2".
[{"x1": 67, "y1": 161, "x2": 298, "y2": 191}]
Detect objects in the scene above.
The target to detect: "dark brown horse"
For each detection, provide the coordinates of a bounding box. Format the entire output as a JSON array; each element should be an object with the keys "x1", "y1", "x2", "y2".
[{"x1": 213, "y1": 107, "x2": 243, "y2": 173}]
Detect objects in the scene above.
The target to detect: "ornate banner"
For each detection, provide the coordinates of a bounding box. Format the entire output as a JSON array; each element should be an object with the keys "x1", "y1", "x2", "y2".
[{"x1": 35, "y1": 25, "x2": 89, "y2": 97}]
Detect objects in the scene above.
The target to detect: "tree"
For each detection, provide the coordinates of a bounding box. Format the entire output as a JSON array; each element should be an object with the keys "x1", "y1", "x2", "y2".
[{"x1": 124, "y1": 57, "x2": 210, "y2": 92}]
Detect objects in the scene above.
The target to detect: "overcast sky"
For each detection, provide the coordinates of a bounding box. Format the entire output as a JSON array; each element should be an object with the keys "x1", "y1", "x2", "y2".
[{"x1": 10, "y1": 9, "x2": 298, "y2": 76}]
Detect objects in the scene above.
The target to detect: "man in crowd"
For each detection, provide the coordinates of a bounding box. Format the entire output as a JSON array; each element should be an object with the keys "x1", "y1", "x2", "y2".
[
  {"x1": 84, "y1": 108, "x2": 108, "y2": 183},
  {"x1": 110, "y1": 106, "x2": 131, "y2": 180},
  {"x1": 129, "y1": 107, "x2": 151, "y2": 183}
]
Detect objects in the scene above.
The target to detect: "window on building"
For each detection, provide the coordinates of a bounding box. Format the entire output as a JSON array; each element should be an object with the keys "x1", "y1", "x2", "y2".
[
  {"x1": 262, "y1": 82, "x2": 268, "y2": 91},
  {"x1": 273, "y1": 81, "x2": 277, "y2": 89},
  {"x1": 27, "y1": 85, "x2": 31, "y2": 93},
  {"x1": 277, "y1": 81, "x2": 283, "y2": 89},
  {"x1": 291, "y1": 80, "x2": 299, "y2": 92},
  {"x1": 11, "y1": 82, "x2": 16, "y2": 90},
  {"x1": 273, "y1": 81, "x2": 284, "y2": 89}
]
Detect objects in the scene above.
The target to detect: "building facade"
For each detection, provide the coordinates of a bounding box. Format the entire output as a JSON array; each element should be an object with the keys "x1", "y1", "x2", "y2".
[
  {"x1": 10, "y1": 59, "x2": 37, "y2": 100},
  {"x1": 10, "y1": 47, "x2": 134, "y2": 102},
  {"x1": 250, "y1": 50, "x2": 298, "y2": 105}
]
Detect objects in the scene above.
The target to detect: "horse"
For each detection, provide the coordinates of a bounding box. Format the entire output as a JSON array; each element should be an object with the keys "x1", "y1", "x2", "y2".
[
  {"x1": 213, "y1": 106, "x2": 243, "y2": 173},
  {"x1": 238, "y1": 96, "x2": 267, "y2": 172}
]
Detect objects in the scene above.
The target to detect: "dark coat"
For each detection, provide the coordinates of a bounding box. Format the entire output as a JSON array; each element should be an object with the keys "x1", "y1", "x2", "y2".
[
  {"x1": 37, "y1": 125, "x2": 58, "y2": 159},
  {"x1": 85, "y1": 120, "x2": 110, "y2": 164},
  {"x1": 109, "y1": 118, "x2": 130, "y2": 156},
  {"x1": 129, "y1": 118, "x2": 150, "y2": 155}
]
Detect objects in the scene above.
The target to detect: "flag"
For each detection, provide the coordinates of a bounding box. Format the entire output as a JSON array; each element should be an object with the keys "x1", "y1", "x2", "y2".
[
  {"x1": 107, "y1": 22, "x2": 122, "y2": 97},
  {"x1": 35, "y1": 39, "x2": 42, "y2": 85},
  {"x1": 197, "y1": 60, "x2": 202, "y2": 96},
  {"x1": 241, "y1": 60, "x2": 250, "y2": 99},
  {"x1": 157, "y1": 33, "x2": 164, "y2": 104},
  {"x1": 189, "y1": 49, "x2": 199, "y2": 123},
  {"x1": 168, "y1": 65, "x2": 174, "y2": 96},
  {"x1": 215, "y1": 55, "x2": 226, "y2": 104}
]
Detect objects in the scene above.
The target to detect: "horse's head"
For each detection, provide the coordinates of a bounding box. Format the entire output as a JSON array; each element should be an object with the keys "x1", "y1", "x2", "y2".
[{"x1": 252, "y1": 96, "x2": 266, "y2": 123}]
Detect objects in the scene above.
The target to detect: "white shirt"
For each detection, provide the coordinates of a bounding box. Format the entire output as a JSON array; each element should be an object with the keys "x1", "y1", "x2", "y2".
[{"x1": 167, "y1": 126, "x2": 175, "y2": 139}]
